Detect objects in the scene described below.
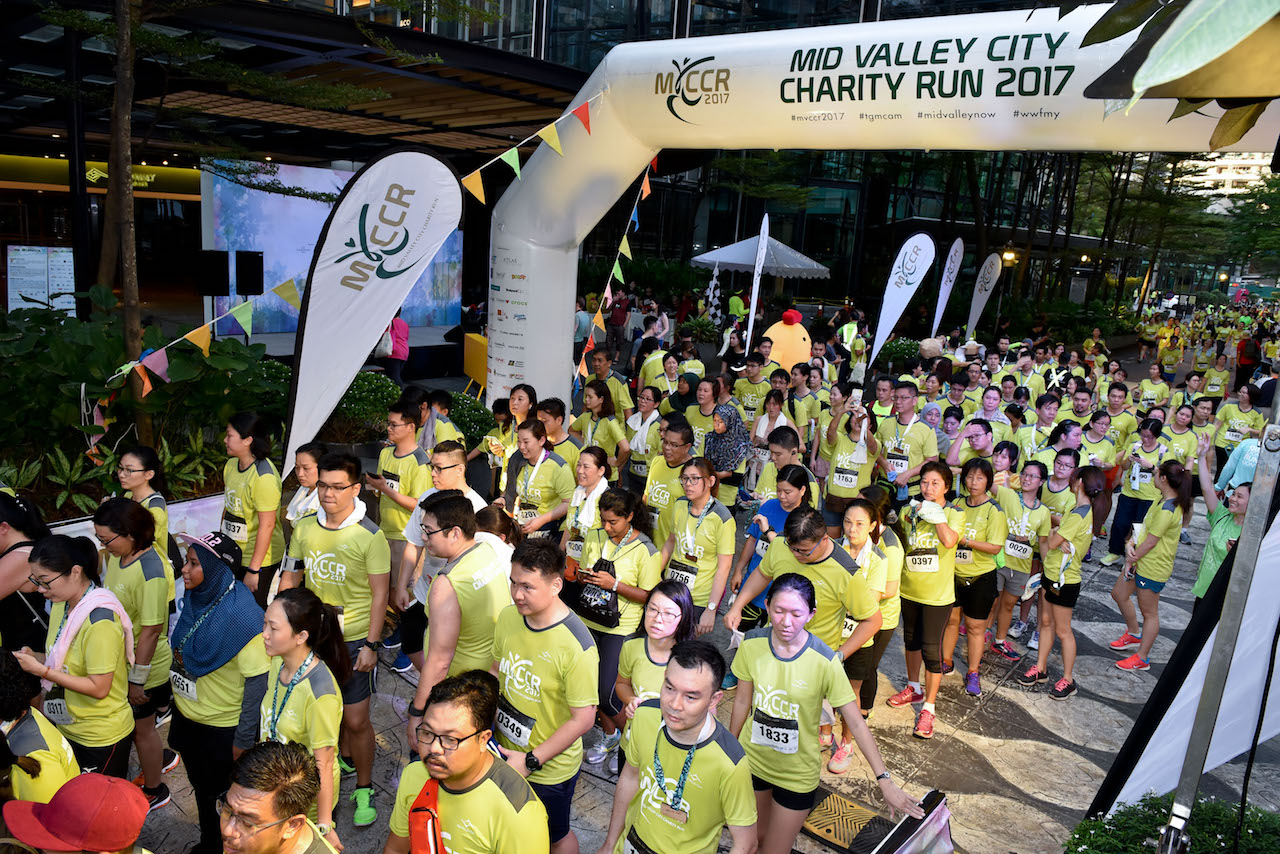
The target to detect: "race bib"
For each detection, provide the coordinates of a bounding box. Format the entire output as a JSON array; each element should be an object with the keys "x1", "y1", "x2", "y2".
[
  {"x1": 630, "y1": 460, "x2": 648, "y2": 479},
  {"x1": 1005, "y1": 538, "x2": 1033, "y2": 561},
  {"x1": 906, "y1": 549, "x2": 939, "y2": 574},
  {"x1": 170, "y1": 668, "x2": 198, "y2": 702},
  {"x1": 43, "y1": 687, "x2": 73, "y2": 726},
  {"x1": 1208, "y1": 382, "x2": 1223, "y2": 395},
  {"x1": 495, "y1": 695, "x2": 536, "y2": 749},
  {"x1": 954, "y1": 546, "x2": 973, "y2": 565},
  {"x1": 517, "y1": 507, "x2": 539, "y2": 528},
  {"x1": 750, "y1": 708, "x2": 799, "y2": 754},
  {"x1": 753, "y1": 447, "x2": 770, "y2": 463},
  {"x1": 1225, "y1": 429, "x2": 1243, "y2": 445},
  {"x1": 755, "y1": 536, "x2": 770, "y2": 558},
  {"x1": 222, "y1": 512, "x2": 248, "y2": 543},
  {"x1": 887, "y1": 452, "x2": 909, "y2": 474},
  {"x1": 381, "y1": 470, "x2": 401, "y2": 494},
  {"x1": 566, "y1": 537, "x2": 584, "y2": 562},
  {"x1": 1131, "y1": 468, "x2": 1153, "y2": 489},
  {"x1": 833, "y1": 467, "x2": 858, "y2": 490},
  {"x1": 842, "y1": 612, "x2": 858, "y2": 640},
  {"x1": 666, "y1": 560, "x2": 698, "y2": 589}
]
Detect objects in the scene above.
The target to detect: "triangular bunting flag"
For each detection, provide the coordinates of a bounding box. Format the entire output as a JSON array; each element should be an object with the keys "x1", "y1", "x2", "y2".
[
  {"x1": 641, "y1": 172, "x2": 652, "y2": 200},
  {"x1": 618, "y1": 235, "x2": 632, "y2": 260},
  {"x1": 230, "y1": 300, "x2": 254, "y2": 338},
  {"x1": 651, "y1": 156, "x2": 659, "y2": 171},
  {"x1": 571, "y1": 102, "x2": 591, "y2": 134},
  {"x1": 133, "y1": 364, "x2": 153, "y2": 398},
  {"x1": 536, "y1": 123, "x2": 563, "y2": 156},
  {"x1": 184, "y1": 324, "x2": 212, "y2": 356},
  {"x1": 461, "y1": 171, "x2": 486, "y2": 204},
  {"x1": 629, "y1": 208, "x2": 639, "y2": 232},
  {"x1": 499, "y1": 148, "x2": 521, "y2": 180},
  {"x1": 603, "y1": 283, "x2": 613, "y2": 305},
  {"x1": 272, "y1": 279, "x2": 302, "y2": 310},
  {"x1": 591, "y1": 309, "x2": 606, "y2": 330},
  {"x1": 612, "y1": 260, "x2": 624, "y2": 283},
  {"x1": 141, "y1": 348, "x2": 170, "y2": 383},
  {"x1": 88, "y1": 404, "x2": 106, "y2": 449},
  {"x1": 581, "y1": 332, "x2": 596, "y2": 361}
]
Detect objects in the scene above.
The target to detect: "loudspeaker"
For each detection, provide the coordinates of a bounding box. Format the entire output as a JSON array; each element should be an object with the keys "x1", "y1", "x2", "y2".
[
  {"x1": 195, "y1": 251, "x2": 230, "y2": 296},
  {"x1": 236, "y1": 251, "x2": 264, "y2": 295}
]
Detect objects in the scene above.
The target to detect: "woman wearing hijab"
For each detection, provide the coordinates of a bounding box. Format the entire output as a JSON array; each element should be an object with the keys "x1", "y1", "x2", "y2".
[
  {"x1": 705, "y1": 403, "x2": 753, "y2": 509},
  {"x1": 659, "y1": 371, "x2": 700, "y2": 415},
  {"x1": 168, "y1": 532, "x2": 270, "y2": 854}
]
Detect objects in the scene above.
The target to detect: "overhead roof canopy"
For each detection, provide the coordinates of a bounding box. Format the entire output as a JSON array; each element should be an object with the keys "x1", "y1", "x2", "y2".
[
  {"x1": 0, "y1": 0, "x2": 588, "y2": 168},
  {"x1": 691, "y1": 235, "x2": 831, "y2": 279}
]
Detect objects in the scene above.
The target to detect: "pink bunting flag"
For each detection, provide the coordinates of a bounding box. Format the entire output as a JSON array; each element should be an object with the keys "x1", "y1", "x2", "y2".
[{"x1": 141, "y1": 348, "x2": 169, "y2": 383}]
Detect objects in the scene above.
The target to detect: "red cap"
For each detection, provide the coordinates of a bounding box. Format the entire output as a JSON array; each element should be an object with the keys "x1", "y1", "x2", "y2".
[{"x1": 3, "y1": 773, "x2": 149, "y2": 852}]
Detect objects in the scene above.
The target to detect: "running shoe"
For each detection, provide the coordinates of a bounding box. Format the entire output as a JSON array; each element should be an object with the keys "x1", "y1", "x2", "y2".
[
  {"x1": 338, "y1": 755, "x2": 356, "y2": 776},
  {"x1": 586, "y1": 730, "x2": 623, "y2": 765},
  {"x1": 1008, "y1": 619, "x2": 1028, "y2": 640},
  {"x1": 964, "y1": 672, "x2": 981, "y2": 696},
  {"x1": 351, "y1": 786, "x2": 377, "y2": 827},
  {"x1": 913, "y1": 709, "x2": 936, "y2": 739},
  {"x1": 132, "y1": 749, "x2": 180, "y2": 786},
  {"x1": 992, "y1": 640, "x2": 1021, "y2": 661},
  {"x1": 958, "y1": 623, "x2": 967, "y2": 636},
  {"x1": 382, "y1": 626, "x2": 402, "y2": 651},
  {"x1": 1116, "y1": 654, "x2": 1151, "y2": 672},
  {"x1": 390, "y1": 652, "x2": 415, "y2": 673},
  {"x1": 1083, "y1": 548, "x2": 1093, "y2": 563},
  {"x1": 984, "y1": 629, "x2": 994, "y2": 649},
  {"x1": 1016, "y1": 665, "x2": 1047, "y2": 686},
  {"x1": 1099, "y1": 524, "x2": 1108, "y2": 539},
  {"x1": 1180, "y1": 529, "x2": 1192, "y2": 545},
  {"x1": 1110, "y1": 632, "x2": 1142, "y2": 651},
  {"x1": 1027, "y1": 630, "x2": 1040, "y2": 650},
  {"x1": 1050, "y1": 678, "x2": 1078, "y2": 700},
  {"x1": 721, "y1": 671, "x2": 738, "y2": 690},
  {"x1": 1100, "y1": 553, "x2": 1121, "y2": 567},
  {"x1": 886, "y1": 685, "x2": 924, "y2": 707},
  {"x1": 142, "y1": 783, "x2": 171, "y2": 813},
  {"x1": 827, "y1": 742, "x2": 855, "y2": 774},
  {"x1": 941, "y1": 660, "x2": 955, "y2": 676},
  {"x1": 818, "y1": 728, "x2": 833, "y2": 748},
  {"x1": 154, "y1": 705, "x2": 172, "y2": 728}
]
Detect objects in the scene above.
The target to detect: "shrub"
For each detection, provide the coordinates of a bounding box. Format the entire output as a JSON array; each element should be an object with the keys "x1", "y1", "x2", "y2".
[
  {"x1": 319, "y1": 372, "x2": 402, "y2": 444},
  {"x1": 449, "y1": 392, "x2": 498, "y2": 451},
  {"x1": 880, "y1": 337, "x2": 920, "y2": 371},
  {"x1": 1066, "y1": 793, "x2": 1280, "y2": 854},
  {"x1": 681, "y1": 316, "x2": 720, "y2": 343}
]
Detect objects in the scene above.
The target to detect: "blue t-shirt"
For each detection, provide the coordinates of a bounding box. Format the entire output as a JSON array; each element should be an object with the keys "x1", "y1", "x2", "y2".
[
  {"x1": 741, "y1": 499, "x2": 793, "y2": 609},
  {"x1": 573, "y1": 310, "x2": 592, "y2": 343}
]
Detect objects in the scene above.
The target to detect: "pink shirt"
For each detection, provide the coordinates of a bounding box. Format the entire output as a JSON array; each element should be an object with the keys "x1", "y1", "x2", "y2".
[{"x1": 390, "y1": 317, "x2": 410, "y2": 360}]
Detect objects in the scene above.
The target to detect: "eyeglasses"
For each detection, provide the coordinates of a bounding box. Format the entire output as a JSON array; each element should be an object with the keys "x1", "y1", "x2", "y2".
[
  {"x1": 663, "y1": 440, "x2": 691, "y2": 449},
  {"x1": 386, "y1": 420, "x2": 411, "y2": 430},
  {"x1": 415, "y1": 727, "x2": 484, "y2": 751},
  {"x1": 431, "y1": 463, "x2": 463, "y2": 474},
  {"x1": 116, "y1": 465, "x2": 146, "y2": 475},
  {"x1": 316, "y1": 482, "x2": 358, "y2": 493},
  {"x1": 420, "y1": 524, "x2": 447, "y2": 538},
  {"x1": 96, "y1": 532, "x2": 120, "y2": 548},
  {"x1": 645, "y1": 605, "x2": 682, "y2": 622},
  {"x1": 786, "y1": 536, "x2": 825, "y2": 558},
  {"x1": 27, "y1": 573, "x2": 59, "y2": 591},
  {"x1": 215, "y1": 796, "x2": 294, "y2": 835},
  {"x1": 678, "y1": 475, "x2": 704, "y2": 485}
]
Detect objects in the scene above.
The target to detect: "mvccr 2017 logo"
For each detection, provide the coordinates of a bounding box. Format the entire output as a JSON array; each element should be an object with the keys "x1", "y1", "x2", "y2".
[
  {"x1": 336, "y1": 183, "x2": 436, "y2": 291},
  {"x1": 655, "y1": 56, "x2": 731, "y2": 124}
]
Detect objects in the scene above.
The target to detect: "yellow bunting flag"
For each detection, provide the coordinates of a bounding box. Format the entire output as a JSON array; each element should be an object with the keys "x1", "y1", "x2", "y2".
[
  {"x1": 619, "y1": 235, "x2": 632, "y2": 260},
  {"x1": 272, "y1": 279, "x2": 302, "y2": 310},
  {"x1": 536, "y1": 123, "x2": 563, "y2": 156},
  {"x1": 461, "y1": 171, "x2": 486, "y2": 204},
  {"x1": 592, "y1": 309, "x2": 605, "y2": 330},
  {"x1": 641, "y1": 171, "x2": 652, "y2": 200},
  {"x1": 184, "y1": 324, "x2": 212, "y2": 356},
  {"x1": 230, "y1": 300, "x2": 254, "y2": 338},
  {"x1": 499, "y1": 148, "x2": 521, "y2": 180},
  {"x1": 612, "y1": 259, "x2": 624, "y2": 283},
  {"x1": 133, "y1": 364, "x2": 153, "y2": 398}
]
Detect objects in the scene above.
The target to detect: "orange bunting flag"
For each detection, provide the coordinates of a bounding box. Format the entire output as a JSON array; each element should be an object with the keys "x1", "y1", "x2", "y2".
[
  {"x1": 536, "y1": 123, "x2": 563, "y2": 156},
  {"x1": 592, "y1": 309, "x2": 605, "y2": 330},
  {"x1": 571, "y1": 102, "x2": 591, "y2": 134},
  {"x1": 461, "y1": 171, "x2": 486, "y2": 204},
  {"x1": 641, "y1": 171, "x2": 652, "y2": 200},
  {"x1": 230, "y1": 299, "x2": 254, "y2": 338},
  {"x1": 133, "y1": 364, "x2": 153, "y2": 398},
  {"x1": 184, "y1": 324, "x2": 212, "y2": 356},
  {"x1": 612, "y1": 259, "x2": 624, "y2": 283},
  {"x1": 272, "y1": 279, "x2": 302, "y2": 310},
  {"x1": 499, "y1": 148, "x2": 521, "y2": 180},
  {"x1": 618, "y1": 235, "x2": 632, "y2": 260}
]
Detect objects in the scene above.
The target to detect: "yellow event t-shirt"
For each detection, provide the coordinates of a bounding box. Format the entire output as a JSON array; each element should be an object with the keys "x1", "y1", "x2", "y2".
[
  {"x1": 900, "y1": 504, "x2": 965, "y2": 607},
  {"x1": 1136, "y1": 498, "x2": 1184, "y2": 584},
  {"x1": 172, "y1": 635, "x2": 270, "y2": 728},
  {"x1": 4, "y1": 710, "x2": 80, "y2": 803},
  {"x1": 1214, "y1": 403, "x2": 1264, "y2": 452},
  {"x1": 874, "y1": 415, "x2": 939, "y2": 492},
  {"x1": 222, "y1": 458, "x2": 285, "y2": 564},
  {"x1": 617, "y1": 638, "x2": 668, "y2": 707},
  {"x1": 43, "y1": 602, "x2": 133, "y2": 748},
  {"x1": 579, "y1": 530, "x2": 663, "y2": 636},
  {"x1": 376, "y1": 446, "x2": 432, "y2": 542},
  {"x1": 103, "y1": 547, "x2": 174, "y2": 690},
  {"x1": 1044, "y1": 504, "x2": 1092, "y2": 587},
  {"x1": 734, "y1": 378, "x2": 771, "y2": 425},
  {"x1": 664, "y1": 498, "x2": 735, "y2": 607},
  {"x1": 756, "y1": 539, "x2": 876, "y2": 652},
  {"x1": 996, "y1": 487, "x2": 1051, "y2": 576},
  {"x1": 643, "y1": 457, "x2": 685, "y2": 548},
  {"x1": 260, "y1": 657, "x2": 343, "y2": 795},
  {"x1": 424, "y1": 541, "x2": 511, "y2": 675},
  {"x1": 286, "y1": 508, "x2": 390, "y2": 642},
  {"x1": 953, "y1": 497, "x2": 1008, "y2": 578}
]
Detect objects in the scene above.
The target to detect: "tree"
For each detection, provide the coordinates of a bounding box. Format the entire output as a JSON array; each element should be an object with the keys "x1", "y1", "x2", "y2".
[{"x1": 1227, "y1": 174, "x2": 1280, "y2": 276}]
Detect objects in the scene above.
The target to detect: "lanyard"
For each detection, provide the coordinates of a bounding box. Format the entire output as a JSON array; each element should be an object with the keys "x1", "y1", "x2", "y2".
[
  {"x1": 893, "y1": 414, "x2": 918, "y2": 447},
  {"x1": 268, "y1": 650, "x2": 315, "y2": 742},
  {"x1": 176, "y1": 581, "x2": 236, "y2": 655},
  {"x1": 684, "y1": 498, "x2": 715, "y2": 541},
  {"x1": 608, "y1": 528, "x2": 636, "y2": 561},
  {"x1": 585, "y1": 418, "x2": 599, "y2": 447},
  {"x1": 518, "y1": 451, "x2": 550, "y2": 506},
  {"x1": 653, "y1": 718, "x2": 712, "y2": 811},
  {"x1": 662, "y1": 374, "x2": 677, "y2": 395}
]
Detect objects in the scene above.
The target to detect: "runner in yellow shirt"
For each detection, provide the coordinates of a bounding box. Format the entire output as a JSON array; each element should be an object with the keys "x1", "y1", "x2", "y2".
[
  {"x1": 685, "y1": 379, "x2": 719, "y2": 455},
  {"x1": 1202, "y1": 354, "x2": 1232, "y2": 407},
  {"x1": 501, "y1": 420, "x2": 575, "y2": 539},
  {"x1": 875, "y1": 381, "x2": 939, "y2": 499},
  {"x1": 643, "y1": 421, "x2": 694, "y2": 548},
  {"x1": 734, "y1": 354, "x2": 772, "y2": 427},
  {"x1": 658, "y1": 459, "x2": 735, "y2": 626},
  {"x1": 616, "y1": 581, "x2": 698, "y2": 723},
  {"x1": 1212, "y1": 384, "x2": 1266, "y2": 471},
  {"x1": 222, "y1": 412, "x2": 285, "y2": 606},
  {"x1": 368, "y1": 401, "x2": 432, "y2": 594},
  {"x1": 571, "y1": 380, "x2": 631, "y2": 481},
  {"x1": 116, "y1": 445, "x2": 170, "y2": 556}
]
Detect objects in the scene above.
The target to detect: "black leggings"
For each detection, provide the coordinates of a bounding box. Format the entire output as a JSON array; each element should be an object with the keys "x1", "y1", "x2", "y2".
[
  {"x1": 900, "y1": 599, "x2": 953, "y2": 674},
  {"x1": 1109, "y1": 495, "x2": 1152, "y2": 559},
  {"x1": 857, "y1": 627, "x2": 897, "y2": 710},
  {"x1": 590, "y1": 628, "x2": 627, "y2": 716},
  {"x1": 170, "y1": 707, "x2": 236, "y2": 854}
]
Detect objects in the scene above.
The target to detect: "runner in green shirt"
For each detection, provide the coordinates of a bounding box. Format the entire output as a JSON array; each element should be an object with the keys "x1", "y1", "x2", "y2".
[
  {"x1": 658, "y1": 459, "x2": 736, "y2": 624},
  {"x1": 222, "y1": 411, "x2": 285, "y2": 606},
  {"x1": 643, "y1": 420, "x2": 694, "y2": 548},
  {"x1": 221, "y1": 741, "x2": 341, "y2": 854},
  {"x1": 1190, "y1": 435, "x2": 1249, "y2": 609},
  {"x1": 367, "y1": 401, "x2": 432, "y2": 595}
]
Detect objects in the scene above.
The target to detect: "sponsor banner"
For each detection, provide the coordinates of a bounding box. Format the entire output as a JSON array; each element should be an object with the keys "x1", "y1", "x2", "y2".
[
  {"x1": 931, "y1": 237, "x2": 964, "y2": 339},
  {"x1": 283, "y1": 149, "x2": 461, "y2": 474},
  {"x1": 870, "y1": 232, "x2": 936, "y2": 366},
  {"x1": 744, "y1": 214, "x2": 769, "y2": 350},
  {"x1": 965, "y1": 252, "x2": 1003, "y2": 338}
]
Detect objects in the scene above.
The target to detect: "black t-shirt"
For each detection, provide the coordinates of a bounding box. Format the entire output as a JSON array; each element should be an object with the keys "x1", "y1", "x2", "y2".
[{"x1": 0, "y1": 542, "x2": 47, "y2": 652}]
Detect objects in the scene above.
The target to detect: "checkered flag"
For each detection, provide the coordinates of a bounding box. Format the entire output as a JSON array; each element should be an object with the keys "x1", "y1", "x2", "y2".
[{"x1": 706, "y1": 263, "x2": 723, "y2": 328}]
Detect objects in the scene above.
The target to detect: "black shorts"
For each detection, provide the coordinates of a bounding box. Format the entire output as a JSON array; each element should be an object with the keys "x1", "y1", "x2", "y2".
[
  {"x1": 400, "y1": 601, "x2": 426, "y2": 656},
  {"x1": 531, "y1": 771, "x2": 580, "y2": 843},
  {"x1": 843, "y1": 643, "x2": 878, "y2": 682},
  {"x1": 342, "y1": 640, "x2": 377, "y2": 704},
  {"x1": 1138, "y1": 338, "x2": 1156, "y2": 348},
  {"x1": 68, "y1": 732, "x2": 134, "y2": 778},
  {"x1": 954, "y1": 570, "x2": 998, "y2": 620},
  {"x1": 1043, "y1": 580, "x2": 1081, "y2": 608},
  {"x1": 131, "y1": 681, "x2": 173, "y2": 720},
  {"x1": 752, "y1": 774, "x2": 818, "y2": 810}
]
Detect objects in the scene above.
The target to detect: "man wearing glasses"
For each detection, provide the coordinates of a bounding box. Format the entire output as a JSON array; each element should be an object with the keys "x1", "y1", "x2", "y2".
[
  {"x1": 874, "y1": 380, "x2": 939, "y2": 503},
  {"x1": 404, "y1": 492, "x2": 511, "y2": 768},
  {"x1": 278, "y1": 452, "x2": 389, "y2": 829},
  {"x1": 366, "y1": 401, "x2": 433, "y2": 598},
  {"x1": 218, "y1": 741, "x2": 336, "y2": 854},
  {"x1": 384, "y1": 671, "x2": 549, "y2": 854},
  {"x1": 643, "y1": 420, "x2": 694, "y2": 549}
]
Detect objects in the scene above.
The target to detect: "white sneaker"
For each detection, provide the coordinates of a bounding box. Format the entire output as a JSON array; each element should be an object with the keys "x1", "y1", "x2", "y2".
[
  {"x1": 1008, "y1": 619, "x2": 1027, "y2": 639},
  {"x1": 1100, "y1": 553, "x2": 1121, "y2": 567},
  {"x1": 1027, "y1": 630, "x2": 1040, "y2": 651},
  {"x1": 586, "y1": 730, "x2": 622, "y2": 764}
]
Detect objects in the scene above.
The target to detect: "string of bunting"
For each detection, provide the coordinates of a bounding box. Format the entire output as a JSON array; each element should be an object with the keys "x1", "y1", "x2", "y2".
[
  {"x1": 85, "y1": 279, "x2": 303, "y2": 450},
  {"x1": 459, "y1": 93, "x2": 602, "y2": 205}
]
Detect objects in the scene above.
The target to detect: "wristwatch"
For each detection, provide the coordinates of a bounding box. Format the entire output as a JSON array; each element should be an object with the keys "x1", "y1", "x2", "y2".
[
  {"x1": 316, "y1": 823, "x2": 333, "y2": 835},
  {"x1": 875, "y1": 771, "x2": 892, "y2": 782},
  {"x1": 525, "y1": 752, "x2": 543, "y2": 773},
  {"x1": 363, "y1": 639, "x2": 380, "y2": 651}
]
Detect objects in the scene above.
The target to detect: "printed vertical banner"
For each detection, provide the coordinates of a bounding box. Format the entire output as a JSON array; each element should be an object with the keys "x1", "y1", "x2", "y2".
[
  {"x1": 931, "y1": 237, "x2": 965, "y2": 339},
  {"x1": 965, "y1": 252, "x2": 1004, "y2": 339},
  {"x1": 282, "y1": 149, "x2": 462, "y2": 475},
  {"x1": 743, "y1": 214, "x2": 769, "y2": 351},
  {"x1": 870, "y1": 232, "x2": 937, "y2": 366}
]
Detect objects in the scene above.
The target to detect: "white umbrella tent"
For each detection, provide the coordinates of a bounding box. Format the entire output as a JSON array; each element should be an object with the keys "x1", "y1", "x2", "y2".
[{"x1": 691, "y1": 235, "x2": 830, "y2": 278}]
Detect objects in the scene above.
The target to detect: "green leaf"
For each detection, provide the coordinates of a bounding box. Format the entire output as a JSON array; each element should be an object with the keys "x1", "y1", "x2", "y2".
[
  {"x1": 1080, "y1": 0, "x2": 1167, "y2": 47},
  {"x1": 72, "y1": 493, "x2": 98, "y2": 515},
  {"x1": 1209, "y1": 101, "x2": 1271, "y2": 150},
  {"x1": 1169, "y1": 98, "x2": 1212, "y2": 120},
  {"x1": 1132, "y1": 0, "x2": 1280, "y2": 95}
]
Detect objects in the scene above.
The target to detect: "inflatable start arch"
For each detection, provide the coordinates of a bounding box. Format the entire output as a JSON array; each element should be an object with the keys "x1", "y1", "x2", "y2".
[{"x1": 486, "y1": 3, "x2": 1280, "y2": 403}]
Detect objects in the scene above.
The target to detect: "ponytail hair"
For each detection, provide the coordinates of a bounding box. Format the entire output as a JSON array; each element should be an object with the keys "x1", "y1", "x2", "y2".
[
  {"x1": 29, "y1": 535, "x2": 100, "y2": 586},
  {"x1": 272, "y1": 588, "x2": 352, "y2": 685},
  {"x1": 1159, "y1": 460, "x2": 1194, "y2": 517},
  {"x1": 858, "y1": 484, "x2": 906, "y2": 547},
  {"x1": 1073, "y1": 465, "x2": 1109, "y2": 520},
  {"x1": 228, "y1": 411, "x2": 273, "y2": 461},
  {"x1": 578, "y1": 446, "x2": 613, "y2": 482}
]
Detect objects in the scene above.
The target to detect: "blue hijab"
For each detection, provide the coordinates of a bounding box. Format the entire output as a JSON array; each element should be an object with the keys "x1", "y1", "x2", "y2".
[{"x1": 173, "y1": 542, "x2": 265, "y2": 678}]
